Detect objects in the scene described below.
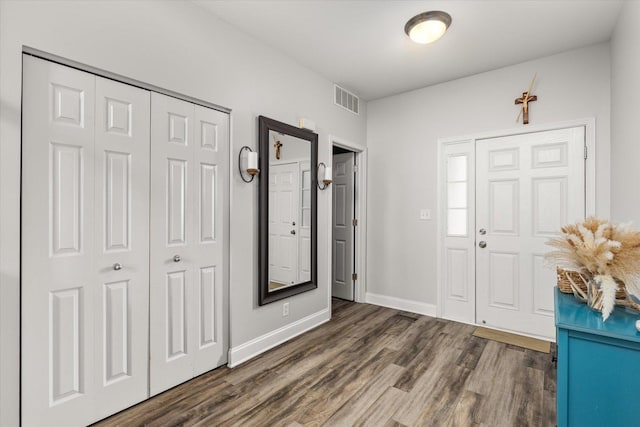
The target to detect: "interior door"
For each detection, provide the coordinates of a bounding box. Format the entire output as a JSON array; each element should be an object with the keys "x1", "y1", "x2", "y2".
[
  {"x1": 149, "y1": 93, "x2": 229, "y2": 395},
  {"x1": 268, "y1": 162, "x2": 300, "y2": 287},
  {"x1": 192, "y1": 105, "x2": 229, "y2": 377},
  {"x1": 22, "y1": 56, "x2": 150, "y2": 426},
  {"x1": 475, "y1": 127, "x2": 585, "y2": 339},
  {"x1": 332, "y1": 152, "x2": 355, "y2": 300},
  {"x1": 93, "y1": 76, "x2": 151, "y2": 419},
  {"x1": 22, "y1": 54, "x2": 97, "y2": 427}
]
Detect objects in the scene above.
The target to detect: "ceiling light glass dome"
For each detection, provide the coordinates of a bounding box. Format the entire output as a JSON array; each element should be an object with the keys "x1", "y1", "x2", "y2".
[{"x1": 405, "y1": 11, "x2": 452, "y2": 44}]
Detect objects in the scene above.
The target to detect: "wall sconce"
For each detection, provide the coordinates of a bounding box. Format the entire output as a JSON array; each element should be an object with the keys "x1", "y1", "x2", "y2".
[
  {"x1": 239, "y1": 146, "x2": 259, "y2": 183},
  {"x1": 317, "y1": 162, "x2": 332, "y2": 190}
]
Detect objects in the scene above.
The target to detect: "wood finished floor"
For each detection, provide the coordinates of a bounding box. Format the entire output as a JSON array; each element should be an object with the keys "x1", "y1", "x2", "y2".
[{"x1": 95, "y1": 299, "x2": 556, "y2": 427}]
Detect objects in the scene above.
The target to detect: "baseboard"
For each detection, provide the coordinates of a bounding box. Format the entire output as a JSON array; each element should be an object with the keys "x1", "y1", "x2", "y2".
[
  {"x1": 227, "y1": 308, "x2": 331, "y2": 367},
  {"x1": 365, "y1": 292, "x2": 437, "y2": 317}
]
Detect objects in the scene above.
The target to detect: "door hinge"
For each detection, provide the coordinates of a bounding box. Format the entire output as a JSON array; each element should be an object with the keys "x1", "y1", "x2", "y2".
[
  {"x1": 352, "y1": 273, "x2": 358, "y2": 281},
  {"x1": 352, "y1": 218, "x2": 358, "y2": 226},
  {"x1": 584, "y1": 145, "x2": 588, "y2": 160},
  {"x1": 353, "y1": 165, "x2": 359, "y2": 173}
]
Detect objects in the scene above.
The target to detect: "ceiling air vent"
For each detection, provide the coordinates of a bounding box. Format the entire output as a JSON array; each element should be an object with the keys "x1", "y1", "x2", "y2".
[{"x1": 334, "y1": 84, "x2": 359, "y2": 115}]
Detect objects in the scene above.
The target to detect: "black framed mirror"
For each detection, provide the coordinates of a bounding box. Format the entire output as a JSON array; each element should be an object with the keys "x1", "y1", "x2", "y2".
[{"x1": 258, "y1": 116, "x2": 318, "y2": 305}]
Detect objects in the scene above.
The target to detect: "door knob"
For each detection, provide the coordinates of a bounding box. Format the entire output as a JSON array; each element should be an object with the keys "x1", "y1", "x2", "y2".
[
  {"x1": 479, "y1": 241, "x2": 487, "y2": 248},
  {"x1": 173, "y1": 255, "x2": 181, "y2": 262},
  {"x1": 479, "y1": 228, "x2": 487, "y2": 235},
  {"x1": 113, "y1": 263, "x2": 122, "y2": 271},
  {"x1": 290, "y1": 230, "x2": 296, "y2": 235}
]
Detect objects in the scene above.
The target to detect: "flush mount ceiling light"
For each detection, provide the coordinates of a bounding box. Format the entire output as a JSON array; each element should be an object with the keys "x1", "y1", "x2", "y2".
[{"x1": 405, "y1": 11, "x2": 452, "y2": 44}]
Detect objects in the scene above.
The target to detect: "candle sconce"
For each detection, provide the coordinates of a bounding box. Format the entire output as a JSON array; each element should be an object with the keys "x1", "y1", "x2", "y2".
[
  {"x1": 239, "y1": 146, "x2": 259, "y2": 183},
  {"x1": 317, "y1": 162, "x2": 332, "y2": 190}
]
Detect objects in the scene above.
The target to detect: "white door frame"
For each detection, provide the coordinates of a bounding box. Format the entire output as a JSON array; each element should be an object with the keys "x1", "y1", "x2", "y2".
[
  {"x1": 436, "y1": 118, "x2": 596, "y2": 329},
  {"x1": 326, "y1": 135, "x2": 367, "y2": 305}
]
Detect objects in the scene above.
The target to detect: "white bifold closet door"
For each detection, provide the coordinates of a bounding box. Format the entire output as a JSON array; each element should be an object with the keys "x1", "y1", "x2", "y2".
[
  {"x1": 149, "y1": 93, "x2": 228, "y2": 396},
  {"x1": 22, "y1": 56, "x2": 150, "y2": 426},
  {"x1": 22, "y1": 56, "x2": 229, "y2": 426}
]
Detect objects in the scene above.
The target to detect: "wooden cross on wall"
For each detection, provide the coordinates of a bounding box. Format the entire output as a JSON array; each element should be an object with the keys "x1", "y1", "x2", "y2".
[
  {"x1": 515, "y1": 73, "x2": 537, "y2": 125},
  {"x1": 515, "y1": 92, "x2": 537, "y2": 125},
  {"x1": 273, "y1": 135, "x2": 283, "y2": 160}
]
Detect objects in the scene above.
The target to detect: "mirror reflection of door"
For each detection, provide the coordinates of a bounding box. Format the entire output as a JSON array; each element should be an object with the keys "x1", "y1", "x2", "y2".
[
  {"x1": 299, "y1": 161, "x2": 312, "y2": 283},
  {"x1": 269, "y1": 163, "x2": 299, "y2": 289},
  {"x1": 267, "y1": 131, "x2": 311, "y2": 292},
  {"x1": 332, "y1": 149, "x2": 356, "y2": 301}
]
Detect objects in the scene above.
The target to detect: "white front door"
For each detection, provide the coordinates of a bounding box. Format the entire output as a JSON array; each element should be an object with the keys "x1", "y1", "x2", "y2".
[
  {"x1": 332, "y1": 152, "x2": 355, "y2": 301},
  {"x1": 149, "y1": 93, "x2": 228, "y2": 396},
  {"x1": 22, "y1": 56, "x2": 150, "y2": 426},
  {"x1": 475, "y1": 127, "x2": 585, "y2": 338},
  {"x1": 268, "y1": 162, "x2": 300, "y2": 287}
]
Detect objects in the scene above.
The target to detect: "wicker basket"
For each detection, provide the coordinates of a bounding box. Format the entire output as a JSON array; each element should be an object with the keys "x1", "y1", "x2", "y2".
[
  {"x1": 556, "y1": 267, "x2": 640, "y2": 312},
  {"x1": 556, "y1": 267, "x2": 586, "y2": 294}
]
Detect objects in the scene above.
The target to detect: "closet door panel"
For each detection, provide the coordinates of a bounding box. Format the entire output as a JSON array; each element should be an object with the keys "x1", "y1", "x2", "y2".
[
  {"x1": 94, "y1": 77, "x2": 150, "y2": 418},
  {"x1": 149, "y1": 96, "x2": 229, "y2": 395},
  {"x1": 193, "y1": 106, "x2": 229, "y2": 375},
  {"x1": 22, "y1": 56, "x2": 97, "y2": 427},
  {"x1": 149, "y1": 93, "x2": 196, "y2": 396},
  {"x1": 23, "y1": 56, "x2": 230, "y2": 424}
]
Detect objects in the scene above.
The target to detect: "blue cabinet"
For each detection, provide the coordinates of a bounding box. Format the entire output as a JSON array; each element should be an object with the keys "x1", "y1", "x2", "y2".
[{"x1": 555, "y1": 288, "x2": 640, "y2": 427}]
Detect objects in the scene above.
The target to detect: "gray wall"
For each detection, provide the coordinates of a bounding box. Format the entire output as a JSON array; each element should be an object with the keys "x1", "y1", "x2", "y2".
[
  {"x1": 0, "y1": 1, "x2": 366, "y2": 424},
  {"x1": 366, "y1": 43, "x2": 611, "y2": 306},
  {"x1": 611, "y1": 0, "x2": 640, "y2": 224}
]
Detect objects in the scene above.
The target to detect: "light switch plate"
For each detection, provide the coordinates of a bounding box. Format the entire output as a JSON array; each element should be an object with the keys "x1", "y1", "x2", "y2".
[{"x1": 419, "y1": 209, "x2": 431, "y2": 220}]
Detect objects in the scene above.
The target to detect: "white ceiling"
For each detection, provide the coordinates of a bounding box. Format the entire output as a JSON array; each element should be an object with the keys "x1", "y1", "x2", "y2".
[{"x1": 194, "y1": 0, "x2": 623, "y2": 101}]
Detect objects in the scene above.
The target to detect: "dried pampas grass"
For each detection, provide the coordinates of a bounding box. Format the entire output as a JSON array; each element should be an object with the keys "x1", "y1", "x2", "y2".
[
  {"x1": 546, "y1": 217, "x2": 640, "y2": 297},
  {"x1": 546, "y1": 217, "x2": 640, "y2": 321},
  {"x1": 592, "y1": 275, "x2": 618, "y2": 321}
]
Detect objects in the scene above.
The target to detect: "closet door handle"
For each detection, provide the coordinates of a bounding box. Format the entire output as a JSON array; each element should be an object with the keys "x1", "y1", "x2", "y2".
[
  {"x1": 113, "y1": 263, "x2": 123, "y2": 271},
  {"x1": 173, "y1": 255, "x2": 181, "y2": 263}
]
